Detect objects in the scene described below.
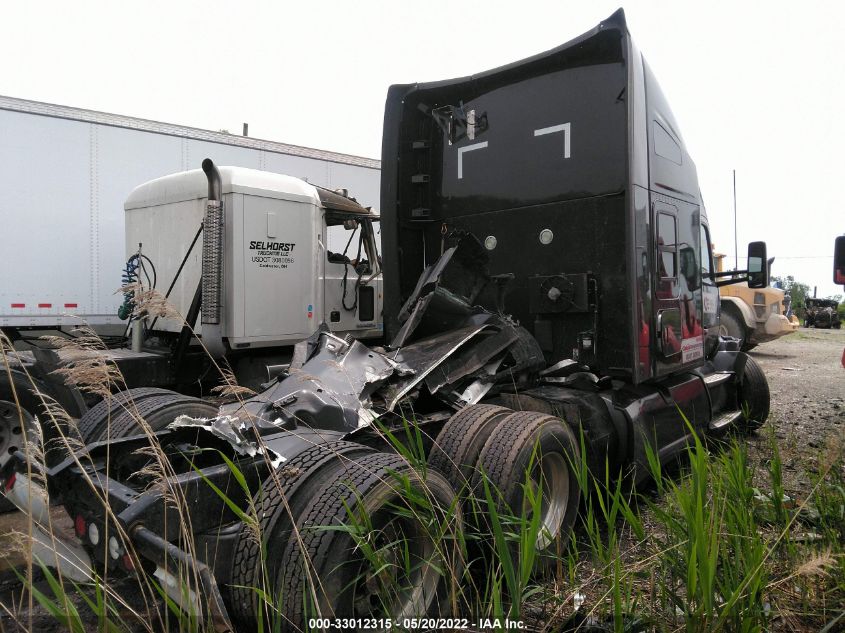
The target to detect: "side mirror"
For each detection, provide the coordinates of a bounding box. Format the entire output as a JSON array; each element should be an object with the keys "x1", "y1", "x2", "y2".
[
  {"x1": 747, "y1": 241, "x2": 769, "y2": 288},
  {"x1": 835, "y1": 235, "x2": 845, "y2": 286}
]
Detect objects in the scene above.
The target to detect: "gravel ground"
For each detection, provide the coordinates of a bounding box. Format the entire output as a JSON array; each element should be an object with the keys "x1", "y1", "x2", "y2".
[{"x1": 746, "y1": 327, "x2": 845, "y2": 496}]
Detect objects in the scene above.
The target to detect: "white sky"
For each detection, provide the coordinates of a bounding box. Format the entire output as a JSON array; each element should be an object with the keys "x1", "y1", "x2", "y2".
[{"x1": 2, "y1": 0, "x2": 843, "y2": 298}]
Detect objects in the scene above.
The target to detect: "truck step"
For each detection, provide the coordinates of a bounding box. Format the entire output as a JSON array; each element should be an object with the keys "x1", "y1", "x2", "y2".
[
  {"x1": 709, "y1": 410, "x2": 742, "y2": 431},
  {"x1": 702, "y1": 371, "x2": 733, "y2": 387}
]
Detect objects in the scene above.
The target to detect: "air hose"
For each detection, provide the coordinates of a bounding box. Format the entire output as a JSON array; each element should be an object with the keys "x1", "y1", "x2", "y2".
[
  {"x1": 118, "y1": 256, "x2": 140, "y2": 320},
  {"x1": 118, "y1": 250, "x2": 157, "y2": 320}
]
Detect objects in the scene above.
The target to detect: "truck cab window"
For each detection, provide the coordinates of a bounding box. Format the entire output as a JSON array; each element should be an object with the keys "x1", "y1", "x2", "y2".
[
  {"x1": 326, "y1": 218, "x2": 367, "y2": 267},
  {"x1": 326, "y1": 217, "x2": 378, "y2": 275},
  {"x1": 657, "y1": 212, "x2": 677, "y2": 279},
  {"x1": 699, "y1": 224, "x2": 714, "y2": 285},
  {"x1": 679, "y1": 244, "x2": 698, "y2": 290}
]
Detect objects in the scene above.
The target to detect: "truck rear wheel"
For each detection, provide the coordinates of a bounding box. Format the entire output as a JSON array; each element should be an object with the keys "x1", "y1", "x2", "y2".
[
  {"x1": 0, "y1": 400, "x2": 38, "y2": 512},
  {"x1": 0, "y1": 368, "x2": 64, "y2": 466},
  {"x1": 737, "y1": 356, "x2": 770, "y2": 432},
  {"x1": 76, "y1": 387, "x2": 175, "y2": 443},
  {"x1": 277, "y1": 452, "x2": 461, "y2": 630},
  {"x1": 0, "y1": 371, "x2": 54, "y2": 511},
  {"x1": 228, "y1": 440, "x2": 376, "y2": 627},
  {"x1": 473, "y1": 411, "x2": 581, "y2": 558},
  {"x1": 83, "y1": 391, "x2": 218, "y2": 442},
  {"x1": 428, "y1": 404, "x2": 511, "y2": 489},
  {"x1": 0, "y1": 399, "x2": 35, "y2": 464}
]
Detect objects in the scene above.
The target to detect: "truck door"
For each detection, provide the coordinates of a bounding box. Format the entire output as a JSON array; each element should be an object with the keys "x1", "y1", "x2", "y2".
[
  {"x1": 653, "y1": 201, "x2": 683, "y2": 373},
  {"x1": 322, "y1": 217, "x2": 382, "y2": 336},
  {"x1": 650, "y1": 200, "x2": 710, "y2": 448},
  {"x1": 653, "y1": 200, "x2": 704, "y2": 375}
]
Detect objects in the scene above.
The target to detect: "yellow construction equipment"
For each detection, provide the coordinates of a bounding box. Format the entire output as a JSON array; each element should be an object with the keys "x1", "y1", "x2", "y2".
[{"x1": 713, "y1": 252, "x2": 799, "y2": 350}]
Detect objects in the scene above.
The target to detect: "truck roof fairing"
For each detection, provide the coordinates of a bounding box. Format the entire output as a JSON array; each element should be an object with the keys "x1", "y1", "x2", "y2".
[{"x1": 380, "y1": 9, "x2": 704, "y2": 381}]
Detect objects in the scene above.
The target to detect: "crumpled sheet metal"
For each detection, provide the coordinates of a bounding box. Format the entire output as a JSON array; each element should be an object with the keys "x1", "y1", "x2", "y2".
[
  {"x1": 392, "y1": 246, "x2": 459, "y2": 348},
  {"x1": 228, "y1": 332, "x2": 404, "y2": 433},
  {"x1": 215, "y1": 325, "x2": 498, "y2": 435},
  {"x1": 423, "y1": 325, "x2": 518, "y2": 395},
  {"x1": 217, "y1": 319, "x2": 529, "y2": 437},
  {"x1": 382, "y1": 323, "x2": 492, "y2": 410},
  {"x1": 169, "y1": 415, "x2": 284, "y2": 468}
]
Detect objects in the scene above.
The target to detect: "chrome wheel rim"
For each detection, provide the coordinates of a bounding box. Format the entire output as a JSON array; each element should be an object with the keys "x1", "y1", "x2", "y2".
[
  {"x1": 531, "y1": 451, "x2": 570, "y2": 550},
  {"x1": 351, "y1": 507, "x2": 440, "y2": 625},
  {"x1": 0, "y1": 400, "x2": 33, "y2": 469}
]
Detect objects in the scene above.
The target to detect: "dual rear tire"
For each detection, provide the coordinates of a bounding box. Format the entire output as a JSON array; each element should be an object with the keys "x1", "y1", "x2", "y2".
[
  {"x1": 429, "y1": 404, "x2": 581, "y2": 560},
  {"x1": 72, "y1": 388, "x2": 463, "y2": 632},
  {"x1": 69, "y1": 391, "x2": 579, "y2": 630},
  {"x1": 230, "y1": 443, "x2": 461, "y2": 631},
  {"x1": 78, "y1": 387, "x2": 219, "y2": 443}
]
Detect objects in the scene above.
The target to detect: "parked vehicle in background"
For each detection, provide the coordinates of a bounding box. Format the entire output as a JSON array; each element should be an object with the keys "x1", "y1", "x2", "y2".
[
  {"x1": 804, "y1": 297, "x2": 841, "y2": 329},
  {"x1": 712, "y1": 253, "x2": 798, "y2": 350}
]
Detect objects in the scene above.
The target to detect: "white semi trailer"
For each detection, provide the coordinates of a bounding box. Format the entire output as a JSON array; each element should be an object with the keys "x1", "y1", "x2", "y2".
[{"x1": 0, "y1": 95, "x2": 380, "y2": 333}]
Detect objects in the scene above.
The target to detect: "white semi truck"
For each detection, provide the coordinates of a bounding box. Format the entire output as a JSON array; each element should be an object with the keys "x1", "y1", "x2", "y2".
[
  {"x1": 119, "y1": 159, "x2": 383, "y2": 388},
  {"x1": 0, "y1": 95, "x2": 380, "y2": 333}
]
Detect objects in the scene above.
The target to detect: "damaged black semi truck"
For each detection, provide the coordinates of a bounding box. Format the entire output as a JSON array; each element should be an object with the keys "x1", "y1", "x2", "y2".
[{"x1": 2, "y1": 9, "x2": 771, "y2": 632}]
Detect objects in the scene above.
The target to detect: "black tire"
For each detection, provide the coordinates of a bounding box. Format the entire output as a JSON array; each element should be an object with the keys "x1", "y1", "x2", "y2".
[
  {"x1": 278, "y1": 452, "x2": 461, "y2": 631},
  {"x1": 428, "y1": 404, "x2": 511, "y2": 490},
  {"x1": 87, "y1": 391, "x2": 218, "y2": 442},
  {"x1": 737, "y1": 355, "x2": 770, "y2": 432},
  {"x1": 228, "y1": 440, "x2": 376, "y2": 627},
  {"x1": 77, "y1": 388, "x2": 176, "y2": 443},
  {"x1": 473, "y1": 411, "x2": 581, "y2": 560},
  {"x1": 719, "y1": 309, "x2": 747, "y2": 349}
]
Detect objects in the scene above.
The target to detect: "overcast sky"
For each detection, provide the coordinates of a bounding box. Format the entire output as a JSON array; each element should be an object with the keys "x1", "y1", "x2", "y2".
[{"x1": 2, "y1": 0, "x2": 842, "y2": 298}]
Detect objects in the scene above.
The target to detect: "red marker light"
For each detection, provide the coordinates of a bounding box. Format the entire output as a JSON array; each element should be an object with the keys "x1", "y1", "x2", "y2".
[
  {"x1": 74, "y1": 515, "x2": 87, "y2": 538},
  {"x1": 38, "y1": 303, "x2": 52, "y2": 308},
  {"x1": 3, "y1": 473, "x2": 16, "y2": 493},
  {"x1": 10, "y1": 304, "x2": 25, "y2": 309},
  {"x1": 122, "y1": 553, "x2": 135, "y2": 570}
]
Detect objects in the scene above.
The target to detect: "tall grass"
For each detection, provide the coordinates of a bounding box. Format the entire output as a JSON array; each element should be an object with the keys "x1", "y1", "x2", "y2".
[{"x1": 2, "y1": 311, "x2": 844, "y2": 631}]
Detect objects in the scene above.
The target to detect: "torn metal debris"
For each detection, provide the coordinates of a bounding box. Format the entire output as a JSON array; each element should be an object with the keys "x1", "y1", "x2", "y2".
[{"x1": 169, "y1": 415, "x2": 285, "y2": 467}]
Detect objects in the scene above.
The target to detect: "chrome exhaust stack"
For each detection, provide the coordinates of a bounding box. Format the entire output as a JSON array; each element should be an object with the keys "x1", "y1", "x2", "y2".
[{"x1": 200, "y1": 158, "x2": 226, "y2": 358}]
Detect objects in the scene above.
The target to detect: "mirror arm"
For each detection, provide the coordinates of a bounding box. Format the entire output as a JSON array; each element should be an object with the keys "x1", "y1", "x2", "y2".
[
  {"x1": 713, "y1": 269, "x2": 748, "y2": 278},
  {"x1": 716, "y1": 275, "x2": 750, "y2": 288}
]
